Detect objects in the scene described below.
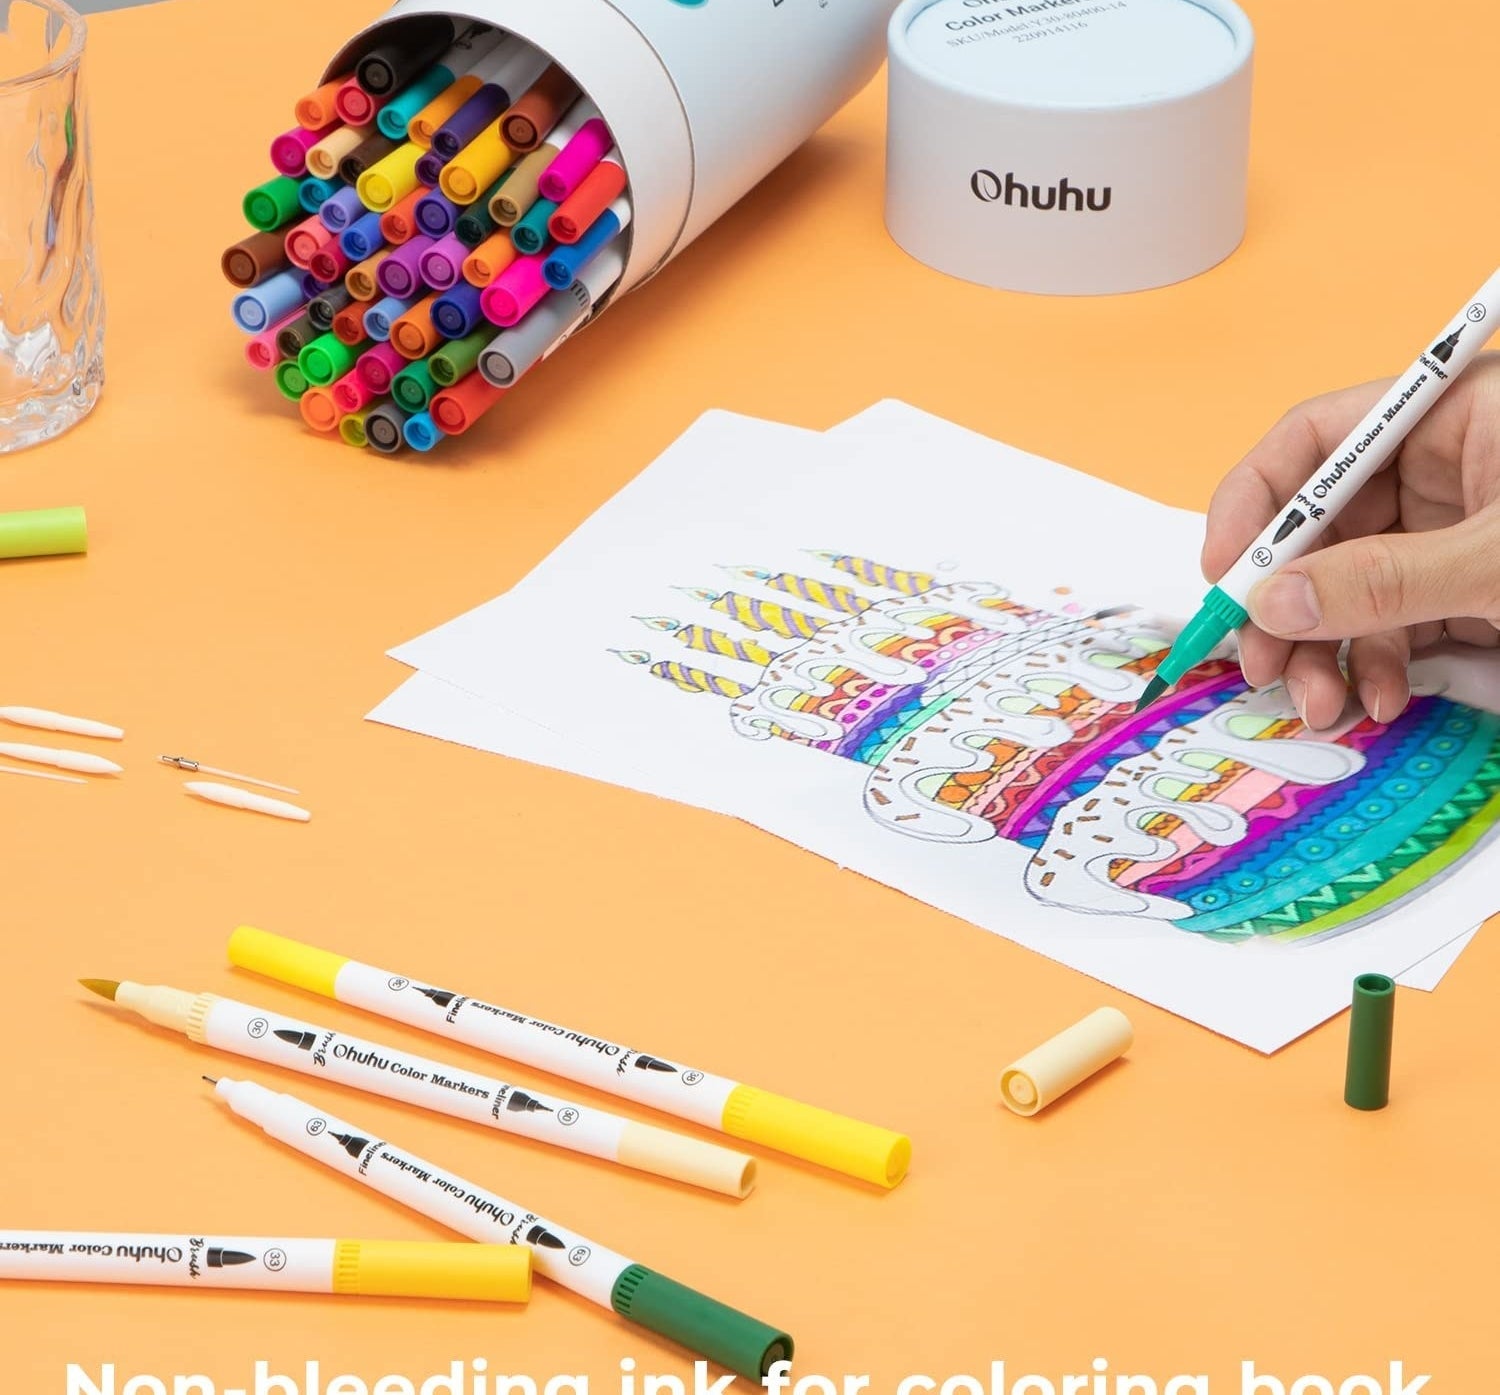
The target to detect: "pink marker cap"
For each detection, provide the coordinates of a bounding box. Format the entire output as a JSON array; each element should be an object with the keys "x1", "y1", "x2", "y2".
[
  {"x1": 480, "y1": 253, "x2": 549, "y2": 328},
  {"x1": 331, "y1": 368, "x2": 380, "y2": 414},
  {"x1": 271, "y1": 124, "x2": 331, "y2": 178},
  {"x1": 245, "y1": 308, "x2": 304, "y2": 370},
  {"x1": 537, "y1": 118, "x2": 612, "y2": 204},
  {"x1": 356, "y1": 342, "x2": 406, "y2": 394},
  {"x1": 335, "y1": 77, "x2": 382, "y2": 128}
]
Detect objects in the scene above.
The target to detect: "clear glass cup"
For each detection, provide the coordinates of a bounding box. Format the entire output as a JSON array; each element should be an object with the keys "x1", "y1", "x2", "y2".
[{"x1": 0, "y1": 0, "x2": 103, "y2": 453}]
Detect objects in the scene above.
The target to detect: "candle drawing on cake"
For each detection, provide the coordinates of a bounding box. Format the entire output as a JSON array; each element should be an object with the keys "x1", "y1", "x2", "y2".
[{"x1": 614, "y1": 554, "x2": 1500, "y2": 943}]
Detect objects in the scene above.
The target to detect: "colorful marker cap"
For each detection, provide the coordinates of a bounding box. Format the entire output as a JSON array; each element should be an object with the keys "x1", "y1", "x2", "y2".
[
  {"x1": 229, "y1": 926, "x2": 347, "y2": 997},
  {"x1": 1344, "y1": 973, "x2": 1396, "y2": 1111},
  {"x1": 0, "y1": 506, "x2": 88, "y2": 561},
  {"x1": 611, "y1": 1265, "x2": 791, "y2": 1380},
  {"x1": 332, "y1": 1240, "x2": 530, "y2": 1302},
  {"x1": 721, "y1": 1085, "x2": 910, "y2": 1189}
]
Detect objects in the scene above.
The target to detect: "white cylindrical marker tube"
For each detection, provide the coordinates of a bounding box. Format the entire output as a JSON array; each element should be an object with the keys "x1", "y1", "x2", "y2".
[
  {"x1": 0, "y1": 742, "x2": 121, "y2": 775},
  {"x1": 209, "y1": 1079, "x2": 791, "y2": 1380},
  {"x1": 999, "y1": 1008, "x2": 1134, "y2": 1117},
  {"x1": 88, "y1": 980, "x2": 753, "y2": 1198},
  {"x1": 184, "y1": 782, "x2": 311, "y2": 822},
  {"x1": 0, "y1": 707, "x2": 124, "y2": 740},
  {"x1": 0, "y1": 1231, "x2": 530, "y2": 1302},
  {"x1": 228, "y1": 927, "x2": 911, "y2": 1188}
]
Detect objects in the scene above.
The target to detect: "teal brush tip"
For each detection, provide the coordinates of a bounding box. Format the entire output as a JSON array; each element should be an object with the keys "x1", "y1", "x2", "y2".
[{"x1": 1134, "y1": 675, "x2": 1169, "y2": 713}]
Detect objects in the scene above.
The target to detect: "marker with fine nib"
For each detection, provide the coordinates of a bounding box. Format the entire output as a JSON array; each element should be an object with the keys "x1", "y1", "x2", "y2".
[
  {"x1": 0, "y1": 1229, "x2": 530, "y2": 1302},
  {"x1": 208, "y1": 1079, "x2": 790, "y2": 1379},
  {"x1": 82, "y1": 978, "x2": 755, "y2": 1198},
  {"x1": 1138, "y1": 267, "x2": 1500, "y2": 713}
]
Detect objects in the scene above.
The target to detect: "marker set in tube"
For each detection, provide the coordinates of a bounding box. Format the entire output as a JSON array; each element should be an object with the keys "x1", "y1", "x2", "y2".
[
  {"x1": 223, "y1": 18, "x2": 632, "y2": 455},
  {"x1": 222, "y1": 0, "x2": 901, "y2": 456}
]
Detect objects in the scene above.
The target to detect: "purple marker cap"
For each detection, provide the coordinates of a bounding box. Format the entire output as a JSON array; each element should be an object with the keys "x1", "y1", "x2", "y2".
[
  {"x1": 271, "y1": 125, "x2": 323, "y2": 178},
  {"x1": 415, "y1": 149, "x2": 448, "y2": 189},
  {"x1": 301, "y1": 271, "x2": 328, "y2": 300},
  {"x1": 415, "y1": 190, "x2": 460, "y2": 239},
  {"x1": 418, "y1": 232, "x2": 468, "y2": 293},
  {"x1": 538, "y1": 118, "x2": 613, "y2": 204},
  {"x1": 433, "y1": 83, "x2": 507, "y2": 160},
  {"x1": 319, "y1": 186, "x2": 368, "y2": 234},
  {"x1": 376, "y1": 234, "x2": 436, "y2": 299}
]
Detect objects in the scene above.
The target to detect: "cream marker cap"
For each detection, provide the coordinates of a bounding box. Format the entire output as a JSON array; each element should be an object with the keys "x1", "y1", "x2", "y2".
[
  {"x1": 1000, "y1": 1007, "x2": 1133, "y2": 1117},
  {"x1": 332, "y1": 1241, "x2": 531, "y2": 1302}
]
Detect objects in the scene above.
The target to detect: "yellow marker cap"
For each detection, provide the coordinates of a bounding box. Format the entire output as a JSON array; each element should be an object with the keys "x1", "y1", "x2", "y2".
[
  {"x1": 332, "y1": 1241, "x2": 531, "y2": 1303},
  {"x1": 358, "y1": 142, "x2": 424, "y2": 213},
  {"x1": 720, "y1": 1085, "x2": 911, "y2": 1189},
  {"x1": 439, "y1": 126, "x2": 515, "y2": 206},
  {"x1": 229, "y1": 925, "x2": 347, "y2": 998}
]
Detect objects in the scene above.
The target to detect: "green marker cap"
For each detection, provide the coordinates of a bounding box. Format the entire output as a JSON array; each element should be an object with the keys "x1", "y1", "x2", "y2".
[
  {"x1": 275, "y1": 361, "x2": 310, "y2": 402},
  {"x1": 431, "y1": 328, "x2": 492, "y2": 387},
  {"x1": 392, "y1": 359, "x2": 438, "y2": 412},
  {"x1": 611, "y1": 1265, "x2": 792, "y2": 1380},
  {"x1": 243, "y1": 176, "x2": 303, "y2": 233},
  {"x1": 1155, "y1": 584, "x2": 1249, "y2": 688},
  {"x1": 0, "y1": 506, "x2": 88, "y2": 560},
  {"x1": 299, "y1": 332, "x2": 361, "y2": 389},
  {"x1": 1344, "y1": 973, "x2": 1395, "y2": 1111}
]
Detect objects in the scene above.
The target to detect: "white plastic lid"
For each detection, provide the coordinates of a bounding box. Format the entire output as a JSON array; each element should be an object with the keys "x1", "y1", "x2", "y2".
[{"x1": 901, "y1": 0, "x2": 1242, "y2": 107}]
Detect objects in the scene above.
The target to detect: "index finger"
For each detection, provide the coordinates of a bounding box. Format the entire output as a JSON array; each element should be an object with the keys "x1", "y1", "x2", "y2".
[{"x1": 1201, "y1": 379, "x2": 1394, "y2": 582}]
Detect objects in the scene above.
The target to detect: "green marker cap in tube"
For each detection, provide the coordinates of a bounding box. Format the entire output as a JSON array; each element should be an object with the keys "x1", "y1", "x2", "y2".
[
  {"x1": 610, "y1": 1265, "x2": 792, "y2": 1380},
  {"x1": 244, "y1": 176, "x2": 303, "y2": 233},
  {"x1": 431, "y1": 328, "x2": 492, "y2": 387},
  {"x1": 1344, "y1": 973, "x2": 1395, "y2": 1111},
  {"x1": 275, "y1": 361, "x2": 310, "y2": 402},
  {"x1": 391, "y1": 359, "x2": 438, "y2": 412},
  {"x1": 299, "y1": 333, "x2": 361, "y2": 389},
  {"x1": 0, "y1": 506, "x2": 88, "y2": 560}
]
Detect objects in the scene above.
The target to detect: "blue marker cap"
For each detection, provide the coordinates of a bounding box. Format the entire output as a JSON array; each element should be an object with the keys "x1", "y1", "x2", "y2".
[
  {"x1": 319, "y1": 186, "x2": 367, "y2": 234},
  {"x1": 403, "y1": 410, "x2": 446, "y2": 453},
  {"x1": 378, "y1": 63, "x2": 456, "y2": 141},
  {"x1": 340, "y1": 211, "x2": 387, "y2": 263},
  {"x1": 415, "y1": 190, "x2": 461, "y2": 239},
  {"x1": 432, "y1": 281, "x2": 485, "y2": 339},
  {"x1": 543, "y1": 210, "x2": 621, "y2": 290},
  {"x1": 298, "y1": 176, "x2": 342, "y2": 215},
  {"x1": 232, "y1": 269, "x2": 305, "y2": 333},
  {"x1": 365, "y1": 294, "x2": 416, "y2": 343}
]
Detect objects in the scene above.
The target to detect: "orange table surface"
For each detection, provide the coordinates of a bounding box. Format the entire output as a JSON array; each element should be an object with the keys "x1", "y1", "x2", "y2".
[{"x1": 3, "y1": 0, "x2": 1498, "y2": 1388}]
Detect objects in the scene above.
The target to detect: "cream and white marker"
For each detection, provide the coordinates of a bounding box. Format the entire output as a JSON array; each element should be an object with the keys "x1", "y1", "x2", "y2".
[
  {"x1": 82, "y1": 979, "x2": 754, "y2": 1198},
  {"x1": 0, "y1": 707, "x2": 123, "y2": 740},
  {"x1": 1000, "y1": 1008, "x2": 1134, "y2": 1117},
  {"x1": 0, "y1": 1230, "x2": 530, "y2": 1302}
]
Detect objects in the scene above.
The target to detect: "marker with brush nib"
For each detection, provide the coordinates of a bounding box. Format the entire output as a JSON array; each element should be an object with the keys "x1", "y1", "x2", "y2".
[
  {"x1": 80, "y1": 979, "x2": 754, "y2": 1198},
  {"x1": 0, "y1": 1229, "x2": 530, "y2": 1303},
  {"x1": 228, "y1": 926, "x2": 912, "y2": 1188},
  {"x1": 1138, "y1": 267, "x2": 1500, "y2": 711},
  {"x1": 206, "y1": 1078, "x2": 790, "y2": 1380}
]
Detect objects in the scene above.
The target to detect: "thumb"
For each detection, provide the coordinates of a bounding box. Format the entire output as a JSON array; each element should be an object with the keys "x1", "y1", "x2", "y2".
[{"x1": 1246, "y1": 518, "x2": 1500, "y2": 641}]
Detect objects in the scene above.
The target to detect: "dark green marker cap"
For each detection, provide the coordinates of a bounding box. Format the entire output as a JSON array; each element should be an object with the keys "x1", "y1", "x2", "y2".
[
  {"x1": 431, "y1": 328, "x2": 492, "y2": 386},
  {"x1": 392, "y1": 358, "x2": 438, "y2": 412},
  {"x1": 456, "y1": 177, "x2": 506, "y2": 247},
  {"x1": 1344, "y1": 973, "x2": 1395, "y2": 1111},
  {"x1": 611, "y1": 1265, "x2": 792, "y2": 1380},
  {"x1": 243, "y1": 176, "x2": 303, "y2": 233}
]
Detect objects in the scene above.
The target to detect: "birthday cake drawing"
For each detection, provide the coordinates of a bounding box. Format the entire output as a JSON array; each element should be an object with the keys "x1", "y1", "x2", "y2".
[{"x1": 613, "y1": 552, "x2": 1500, "y2": 944}]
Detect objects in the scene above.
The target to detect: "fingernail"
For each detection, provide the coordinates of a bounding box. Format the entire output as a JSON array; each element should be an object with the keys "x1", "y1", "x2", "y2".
[
  {"x1": 1249, "y1": 572, "x2": 1322, "y2": 635},
  {"x1": 1287, "y1": 677, "x2": 1308, "y2": 724},
  {"x1": 1358, "y1": 680, "x2": 1383, "y2": 724}
]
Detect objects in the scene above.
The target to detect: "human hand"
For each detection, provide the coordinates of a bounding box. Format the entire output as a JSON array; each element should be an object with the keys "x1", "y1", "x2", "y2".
[{"x1": 1201, "y1": 352, "x2": 1500, "y2": 729}]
